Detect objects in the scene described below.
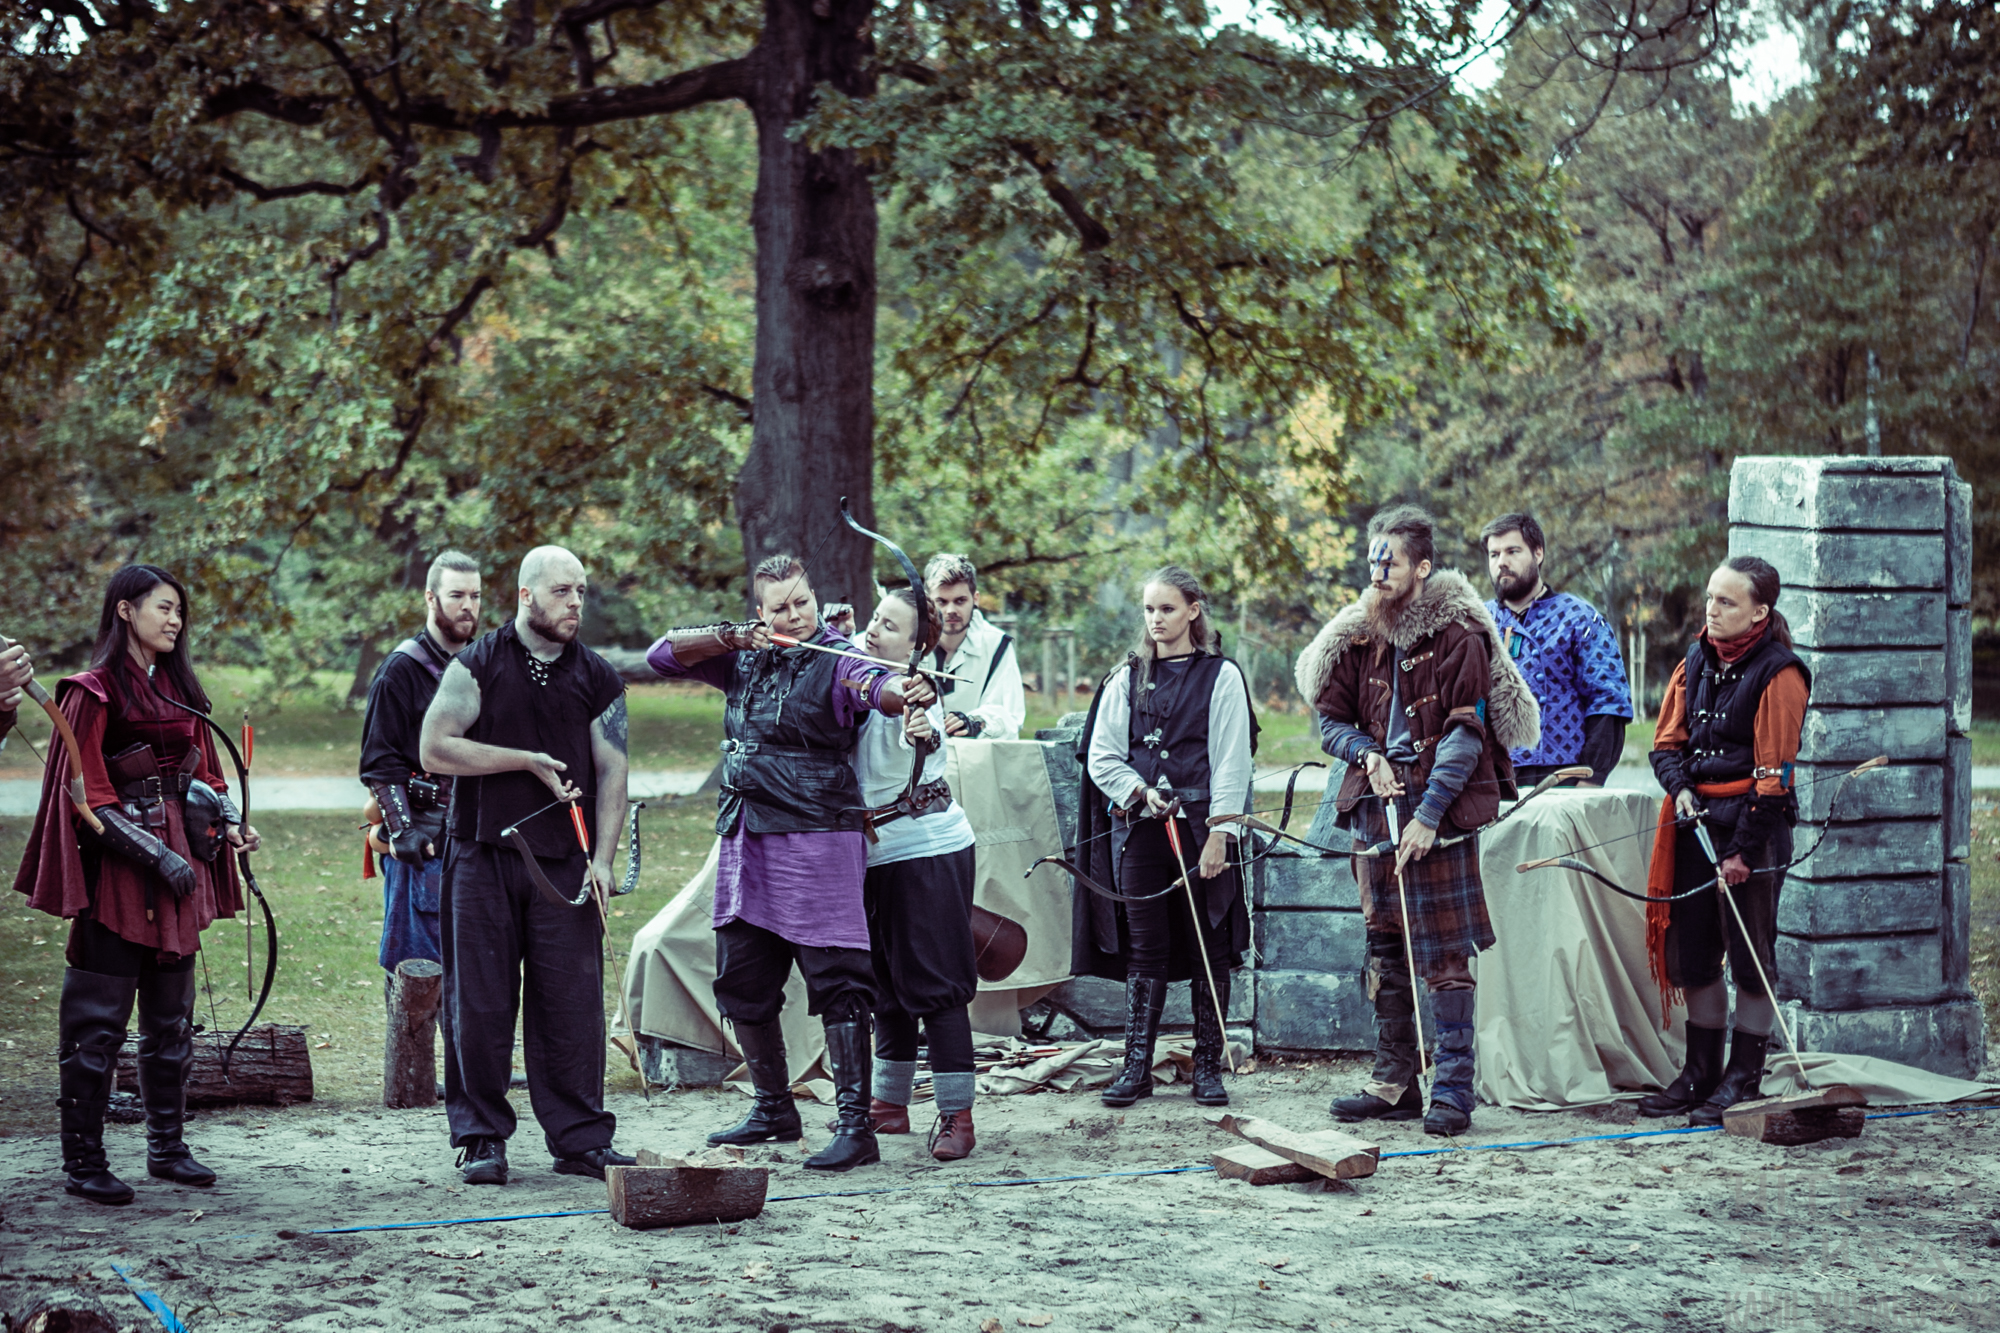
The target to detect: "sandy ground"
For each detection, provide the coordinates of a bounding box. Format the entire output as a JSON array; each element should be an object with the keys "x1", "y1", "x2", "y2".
[{"x1": 4, "y1": 1061, "x2": 1998, "y2": 1333}]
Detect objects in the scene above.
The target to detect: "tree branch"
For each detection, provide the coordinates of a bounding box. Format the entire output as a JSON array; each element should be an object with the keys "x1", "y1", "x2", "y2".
[
  {"x1": 218, "y1": 165, "x2": 371, "y2": 201},
  {"x1": 1009, "y1": 142, "x2": 1110, "y2": 251},
  {"x1": 203, "y1": 82, "x2": 332, "y2": 126},
  {"x1": 700, "y1": 383, "x2": 753, "y2": 422}
]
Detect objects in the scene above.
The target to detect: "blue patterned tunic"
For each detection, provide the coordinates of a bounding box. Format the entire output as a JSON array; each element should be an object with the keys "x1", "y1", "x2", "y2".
[{"x1": 1485, "y1": 590, "x2": 1633, "y2": 769}]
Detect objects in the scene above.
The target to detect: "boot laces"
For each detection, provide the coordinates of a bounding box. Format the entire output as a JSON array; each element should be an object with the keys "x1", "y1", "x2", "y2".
[{"x1": 927, "y1": 1112, "x2": 960, "y2": 1153}]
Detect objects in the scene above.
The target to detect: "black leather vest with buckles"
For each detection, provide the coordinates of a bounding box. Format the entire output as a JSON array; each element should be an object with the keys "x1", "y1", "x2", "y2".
[{"x1": 715, "y1": 630, "x2": 868, "y2": 837}]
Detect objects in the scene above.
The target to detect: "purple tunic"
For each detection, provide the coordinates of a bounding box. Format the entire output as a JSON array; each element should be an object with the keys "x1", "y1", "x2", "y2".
[{"x1": 645, "y1": 634, "x2": 886, "y2": 949}]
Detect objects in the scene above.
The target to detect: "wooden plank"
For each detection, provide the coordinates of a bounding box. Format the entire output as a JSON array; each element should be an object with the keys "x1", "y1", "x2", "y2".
[
  {"x1": 117, "y1": 1023, "x2": 313, "y2": 1108},
  {"x1": 1211, "y1": 1143, "x2": 1314, "y2": 1186},
  {"x1": 1206, "y1": 1113, "x2": 1378, "y2": 1180},
  {"x1": 383, "y1": 959, "x2": 443, "y2": 1109},
  {"x1": 606, "y1": 1161, "x2": 769, "y2": 1230},
  {"x1": 1724, "y1": 1086, "x2": 1869, "y2": 1144}
]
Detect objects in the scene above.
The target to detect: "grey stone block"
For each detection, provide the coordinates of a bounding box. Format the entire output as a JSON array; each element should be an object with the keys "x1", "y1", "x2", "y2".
[
  {"x1": 1792, "y1": 819, "x2": 1942, "y2": 881},
  {"x1": 1255, "y1": 909, "x2": 1366, "y2": 973},
  {"x1": 1794, "y1": 760, "x2": 1940, "y2": 823},
  {"x1": 1948, "y1": 607, "x2": 1971, "y2": 734},
  {"x1": 1046, "y1": 971, "x2": 1252, "y2": 1031},
  {"x1": 1783, "y1": 590, "x2": 1945, "y2": 650},
  {"x1": 1792, "y1": 650, "x2": 1944, "y2": 706},
  {"x1": 1730, "y1": 526, "x2": 1944, "y2": 592},
  {"x1": 1776, "y1": 932, "x2": 1944, "y2": 1009},
  {"x1": 636, "y1": 1035, "x2": 737, "y2": 1088},
  {"x1": 1948, "y1": 476, "x2": 1973, "y2": 607},
  {"x1": 1038, "y1": 739, "x2": 1081, "y2": 848},
  {"x1": 1775, "y1": 875, "x2": 1941, "y2": 938},
  {"x1": 1947, "y1": 737, "x2": 1971, "y2": 861},
  {"x1": 1729, "y1": 457, "x2": 1948, "y2": 531},
  {"x1": 1944, "y1": 862, "x2": 1970, "y2": 996},
  {"x1": 1782, "y1": 998, "x2": 1985, "y2": 1078},
  {"x1": 1799, "y1": 706, "x2": 1945, "y2": 764},
  {"x1": 1253, "y1": 969, "x2": 1374, "y2": 1053},
  {"x1": 1255, "y1": 854, "x2": 1359, "y2": 909}
]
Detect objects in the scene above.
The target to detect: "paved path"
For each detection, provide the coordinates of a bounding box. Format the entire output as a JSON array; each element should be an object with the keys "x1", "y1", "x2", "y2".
[{"x1": 7, "y1": 762, "x2": 1997, "y2": 816}]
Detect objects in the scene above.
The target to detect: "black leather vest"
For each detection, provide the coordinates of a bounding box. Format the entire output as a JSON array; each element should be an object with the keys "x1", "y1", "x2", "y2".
[
  {"x1": 449, "y1": 623, "x2": 622, "y2": 857},
  {"x1": 1682, "y1": 631, "x2": 1811, "y2": 788},
  {"x1": 716, "y1": 629, "x2": 868, "y2": 836},
  {"x1": 1125, "y1": 653, "x2": 1227, "y2": 802}
]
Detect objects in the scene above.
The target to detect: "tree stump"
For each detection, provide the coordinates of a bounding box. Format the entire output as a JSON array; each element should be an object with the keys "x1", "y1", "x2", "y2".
[
  {"x1": 383, "y1": 958, "x2": 444, "y2": 1109},
  {"x1": 117, "y1": 1024, "x2": 313, "y2": 1107},
  {"x1": 8, "y1": 1289, "x2": 120, "y2": 1333}
]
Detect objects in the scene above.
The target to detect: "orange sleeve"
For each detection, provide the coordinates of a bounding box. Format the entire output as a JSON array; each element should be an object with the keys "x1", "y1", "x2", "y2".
[
  {"x1": 1651, "y1": 661, "x2": 1690, "y2": 750},
  {"x1": 1753, "y1": 664, "x2": 1809, "y2": 798}
]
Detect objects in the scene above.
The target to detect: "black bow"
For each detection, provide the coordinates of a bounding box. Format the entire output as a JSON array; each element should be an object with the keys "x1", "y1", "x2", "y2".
[
  {"x1": 149, "y1": 689, "x2": 277, "y2": 1082},
  {"x1": 838, "y1": 496, "x2": 934, "y2": 806}
]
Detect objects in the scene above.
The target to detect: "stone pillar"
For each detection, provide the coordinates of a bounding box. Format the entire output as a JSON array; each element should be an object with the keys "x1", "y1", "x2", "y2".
[
  {"x1": 1727, "y1": 457, "x2": 1983, "y2": 1077},
  {"x1": 1247, "y1": 796, "x2": 1374, "y2": 1052}
]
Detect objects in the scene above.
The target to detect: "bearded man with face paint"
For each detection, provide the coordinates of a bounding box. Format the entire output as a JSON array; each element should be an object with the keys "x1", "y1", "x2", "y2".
[{"x1": 1295, "y1": 506, "x2": 1540, "y2": 1136}]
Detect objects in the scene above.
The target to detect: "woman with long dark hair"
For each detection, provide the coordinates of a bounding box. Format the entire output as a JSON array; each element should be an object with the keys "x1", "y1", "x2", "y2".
[
  {"x1": 1082, "y1": 567, "x2": 1255, "y2": 1109},
  {"x1": 1641, "y1": 555, "x2": 1809, "y2": 1125},
  {"x1": 12, "y1": 564, "x2": 259, "y2": 1204}
]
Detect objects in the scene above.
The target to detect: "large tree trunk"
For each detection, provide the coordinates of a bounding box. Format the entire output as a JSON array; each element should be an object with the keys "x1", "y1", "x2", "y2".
[{"x1": 737, "y1": 0, "x2": 883, "y2": 614}]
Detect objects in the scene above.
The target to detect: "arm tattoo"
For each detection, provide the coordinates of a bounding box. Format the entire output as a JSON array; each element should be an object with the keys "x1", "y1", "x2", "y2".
[{"x1": 595, "y1": 694, "x2": 629, "y2": 754}]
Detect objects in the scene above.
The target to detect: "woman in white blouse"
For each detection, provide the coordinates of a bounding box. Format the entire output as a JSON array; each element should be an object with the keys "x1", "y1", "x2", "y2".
[{"x1": 1084, "y1": 566, "x2": 1254, "y2": 1109}]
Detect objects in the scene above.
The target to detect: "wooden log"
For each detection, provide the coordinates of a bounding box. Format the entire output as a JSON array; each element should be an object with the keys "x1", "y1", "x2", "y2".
[
  {"x1": 117, "y1": 1024, "x2": 314, "y2": 1108},
  {"x1": 1724, "y1": 1085, "x2": 1868, "y2": 1145},
  {"x1": 383, "y1": 958, "x2": 444, "y2": 1109},
  {"x1": 1206, "y1": 1112, "x2": 1379, "y2": 1181},
  {"x1": 9, "y1": 1289, "x2": 120, "y2": 1333},
  {"x1": 1212, "y1": 1143, "x2": 1315, "y2": 1186},
  {"x1": 607, "y1": 1157, "x2": 769, "y2": 1230}
]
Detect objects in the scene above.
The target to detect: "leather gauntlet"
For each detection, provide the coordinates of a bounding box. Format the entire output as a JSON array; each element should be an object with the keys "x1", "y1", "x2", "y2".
[
  {"x1": 93, "y1": 804, "x2": 197, "y2": 901},
  {"x1": 370, "y1": 782, "x2": 432, "y2": 867}
]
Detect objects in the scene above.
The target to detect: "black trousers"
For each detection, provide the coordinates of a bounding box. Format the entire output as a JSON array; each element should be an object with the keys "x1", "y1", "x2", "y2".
[
  {"x1": 1116, "y1": 818, "x2": 1232, "y2": 981},
  {"x1": 441, "y1": 839, "x2": 614, "y2": 1157},
  {"x1": 67, "y1": 916, "x2": 197, "y2": 978},
  {"x1": 1665, "y1": 818, "x2": 1789, "y2": 998},
  {"x1": 865, "y1": 846, "x2": 979, "y2": 1018},
  {"x1": 713, "y1": 919, "x2": 876, "y2": 1027}
]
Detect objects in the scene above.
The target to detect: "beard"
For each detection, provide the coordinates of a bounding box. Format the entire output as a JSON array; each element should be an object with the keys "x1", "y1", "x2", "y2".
[
  {"x1": 1492, "y1": 561, "x2": 1541, "y2": 602},
  {"x1": 437, "y1": 609, "x2": 479, "y2": 648},
  {"x1": 525, "y1": 594, "x2": 579, "y2": 643}
]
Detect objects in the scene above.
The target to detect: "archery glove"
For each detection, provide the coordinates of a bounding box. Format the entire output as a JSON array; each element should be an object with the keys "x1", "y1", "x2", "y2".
[{"x1": 94, "y1": 805, "x2": 197, "y2": 901}]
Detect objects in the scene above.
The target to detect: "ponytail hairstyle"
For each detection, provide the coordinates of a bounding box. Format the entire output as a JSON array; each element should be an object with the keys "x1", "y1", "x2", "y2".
[
  {"x1": 1129, "y1": 565, "x2": 1220, "y2": 697},
  {"x1": 1722, "y1": 554, "x2": 1792, "y2": 648},
  {"x1": 882, "y1": 585, "x2": 942, "y2": 656},
  {"x1": 90, "y1": 563, "x2": 211, "y2": 713}
]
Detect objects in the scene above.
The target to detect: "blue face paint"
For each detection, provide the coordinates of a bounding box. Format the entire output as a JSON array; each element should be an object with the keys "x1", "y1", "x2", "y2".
[{"x1": 1369, "y1": 537, "x2": 1394, "y2": 585}]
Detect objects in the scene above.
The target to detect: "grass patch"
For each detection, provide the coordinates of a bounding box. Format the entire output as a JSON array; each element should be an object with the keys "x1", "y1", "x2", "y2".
[{"x1": 0, "y1": 799, "x2": 723, "y2": 1136}]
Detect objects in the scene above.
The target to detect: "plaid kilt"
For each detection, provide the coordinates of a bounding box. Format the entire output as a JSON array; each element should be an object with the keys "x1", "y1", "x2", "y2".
[{"x1": 1349, "y1": 792, "x2": 1494, "y2": 971}]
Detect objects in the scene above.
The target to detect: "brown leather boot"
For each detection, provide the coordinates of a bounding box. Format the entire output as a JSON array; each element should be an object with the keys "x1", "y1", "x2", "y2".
[
  {"x1": 869, "y1": 1099, "x2": 911, "y2": 1135},
  {"x1": 928, "y1": 1108, "x2": 975, "y2": 1161}
]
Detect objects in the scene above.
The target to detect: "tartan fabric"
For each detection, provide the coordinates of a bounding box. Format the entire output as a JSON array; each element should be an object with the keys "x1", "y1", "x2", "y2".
[{"x1": 1349, "y1": 790, "x2": 1494, "y2": 972}]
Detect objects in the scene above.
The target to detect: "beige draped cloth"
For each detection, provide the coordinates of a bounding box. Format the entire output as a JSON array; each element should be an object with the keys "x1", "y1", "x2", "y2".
[{"x1": 622, "y1": 739, "x2": 1074, "y2": 1084}]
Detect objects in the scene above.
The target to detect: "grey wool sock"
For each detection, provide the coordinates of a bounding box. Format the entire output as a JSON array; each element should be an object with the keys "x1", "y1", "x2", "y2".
[
  {"x1": 932, "y1": 1071, "x2": 976, "y2": 1114},
  {"x1": 872, "y1": 1059, "x2": 916, "y2": 1106}
]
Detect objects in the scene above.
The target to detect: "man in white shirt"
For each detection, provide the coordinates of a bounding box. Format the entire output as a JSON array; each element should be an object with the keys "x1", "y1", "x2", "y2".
[{"x1": 923, "y1": 554, "x2": 1026, "y2": 739}]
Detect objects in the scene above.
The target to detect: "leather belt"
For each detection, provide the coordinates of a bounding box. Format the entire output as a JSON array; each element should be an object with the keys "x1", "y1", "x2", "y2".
[{"x1": 859, "y1": 778, "x2": 954, "y2": 843}]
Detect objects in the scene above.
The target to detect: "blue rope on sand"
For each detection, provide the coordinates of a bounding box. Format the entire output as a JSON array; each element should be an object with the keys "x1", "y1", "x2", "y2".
[{"x1": 111, "y1": 1262, "x2": 193, "y2": 1333}]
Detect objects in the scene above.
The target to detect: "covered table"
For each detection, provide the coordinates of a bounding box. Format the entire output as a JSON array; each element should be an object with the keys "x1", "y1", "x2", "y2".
[{"x1": 622, "y1": 739, "x2": 1075, "y2": 1085}]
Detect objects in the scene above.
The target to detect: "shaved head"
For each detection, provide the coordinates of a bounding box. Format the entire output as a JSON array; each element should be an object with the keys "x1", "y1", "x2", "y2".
[
  {"x1": 517, "y1": 545, "x2": 588, "y2": 646},
  {"x1": 519, "y1": 544, "x2": 583, "y2": 592}
]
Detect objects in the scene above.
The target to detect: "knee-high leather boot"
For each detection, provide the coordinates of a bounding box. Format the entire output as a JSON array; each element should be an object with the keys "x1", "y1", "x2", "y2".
[
  {"x1": 708, "y1": 1019, "x2": 804, "y2": 1146},
  {"x1": 1189, "y1": 970, "x2": 1230, "y2": 1107},
  {"x1": 137, "y1": 970, "x2": 216, "y2": 1186},
  {"x1": 1688, "y1": 1030, "x2": 1770, "y2": 1127},
  {"x1": 804, "y1": 1016, "x2": 880, "y2": 1171},
  {"x1": 1424, "y1": 989, "x2": 1477, "y2": 1137},
  {"x1": 1637, "y1": 1022, "x2": 1726, "y2": 1118},
  {"x1": 1331, "y1": 947, "x2": 1422, "y2": 1122},
  {"x1": 58, "y1": 968, "x2": 138, "y2": 1205},
  {"x1": 1100, "y1": 977, "x2": 1167, "y2": 1107}
]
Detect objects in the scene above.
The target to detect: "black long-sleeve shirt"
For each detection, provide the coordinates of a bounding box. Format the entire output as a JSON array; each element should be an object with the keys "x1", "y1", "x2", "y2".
[{"x1": 358, "y1": 629, "x2": 455, "y2": 789}]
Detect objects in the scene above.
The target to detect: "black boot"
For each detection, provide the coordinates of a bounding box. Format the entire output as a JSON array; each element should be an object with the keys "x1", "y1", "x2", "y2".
[
  {"x1": 137, "y1": 970, "x2": 216, "y2": 1187},
  {"x1": 1190, "y1": 971, "x2": 1230, "y2": 1107},
  {"x1": 1423, "y1": 989, "x2": 1476, "y2": 1137},
  {"x1": 1101, "y1": 978, "x2": 1167, "y2": 1107},
  {"x1": 804, "y1": 1018, "x2": 879, "y2": 1171},
  {"x1": 708, "y1": 1020, "x2": 804, "y2": 1146},
  {"x1": 57, "y1": 968, "x2": 138, "y2": 1205},
  {"x1": 1637, "y1": 1023, "x2": 1727, "y2": 1118},
  {"x1": 1689, "y1": 1030, "x2": 1769, "y2": 1127},
  {"x1": 1331, "y1": 948, "x2": 1422, "y2": 1123}
]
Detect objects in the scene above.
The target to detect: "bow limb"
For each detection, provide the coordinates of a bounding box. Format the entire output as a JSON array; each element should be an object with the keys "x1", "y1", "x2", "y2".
[
  {"x1": 838, "y1": 497, "x2": 931, "y2": 801},
  {"x1": 616, "y1": 801, "x2": 645, "y2": 897},
  {"x1": 1025, "y1": 852, "x2": 1184, "y2": 904},
  {"x1": 147, "y1": 688, "x2": 277, "y2": 1081},
  {"x1": 22, "y1": 680, "x2": 104, "y2": 834},
  {"x1": 502, "y1": 826, "x2": 594, "y2": 908},
  {"x1": 1487, "y1": 765, "x2": 1593, "y2": 832},
  {"x1": 1207, "y1": 812, "x2": 1348, "y2": 858}
]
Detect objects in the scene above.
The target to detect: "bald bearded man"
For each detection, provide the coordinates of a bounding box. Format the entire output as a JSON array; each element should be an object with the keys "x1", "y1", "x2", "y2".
[{"x1": 421, "y1": 545, "x2": 634, "y2": 1186}]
